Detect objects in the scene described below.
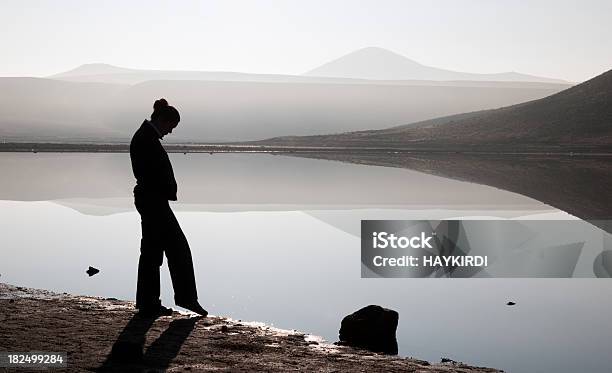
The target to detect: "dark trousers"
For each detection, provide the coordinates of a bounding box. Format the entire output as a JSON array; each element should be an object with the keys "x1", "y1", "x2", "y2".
[{"x1": 135, "y1": 197, "x2": 198, "y2": 309}]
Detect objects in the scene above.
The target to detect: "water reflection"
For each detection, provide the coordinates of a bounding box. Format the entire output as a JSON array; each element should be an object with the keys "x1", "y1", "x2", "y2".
[
  {"x1": 0, "y1": 152, "x2": 547, "y2": 210},
  {"x1": 1, "y1": 201, "x2": 611, "y2": 373},
  {"x1": 287, "y1": 152, "x2": 612, "y2": 233},
  {"x1": 1, "y1": 152, "x2": 611, "y2": 373}
]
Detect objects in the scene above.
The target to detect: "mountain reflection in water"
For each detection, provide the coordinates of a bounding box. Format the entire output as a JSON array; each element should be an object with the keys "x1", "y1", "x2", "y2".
[{"x1": 287, "y1": 152, "x2": 612, "y2": 234}]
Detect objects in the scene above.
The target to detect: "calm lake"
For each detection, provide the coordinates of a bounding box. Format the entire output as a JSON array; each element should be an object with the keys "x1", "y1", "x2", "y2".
[{"x1": 1, "y1": 152, "x2": 611, "y2": 373}]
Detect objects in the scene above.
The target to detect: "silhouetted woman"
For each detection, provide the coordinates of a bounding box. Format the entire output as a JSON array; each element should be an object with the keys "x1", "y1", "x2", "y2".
[{"x1": 130, "y1": 98, "x2": 207, "y2": 317}]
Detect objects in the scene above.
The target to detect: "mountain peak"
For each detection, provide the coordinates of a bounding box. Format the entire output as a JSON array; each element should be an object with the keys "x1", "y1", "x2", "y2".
[
  {"x1": 52, "y1": 63, "x2": 133, "y2": 78},
  {"x1": 304, "y1": 47, "x2": 425, "y2": 80},
  {"x1": 347, "y1": 47, "x2": 425, "y2": 65},
  {"x1": 304, "y1": 47, "x2": 566, "y2": 83},
  {"x1": 352, "y1": 46, "x2": 416, "y2": 58}
]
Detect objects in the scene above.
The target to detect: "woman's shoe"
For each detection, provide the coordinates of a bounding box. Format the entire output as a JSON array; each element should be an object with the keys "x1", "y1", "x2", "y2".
[
  {"x1": 176, "y1": 301, "x2": 208, "y2": 317},
  {"x1": 137, "y1": 304, "x2": 174, "y2": 318}
]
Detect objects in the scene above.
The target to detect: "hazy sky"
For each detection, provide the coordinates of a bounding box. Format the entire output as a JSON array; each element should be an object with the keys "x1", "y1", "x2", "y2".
[{"x1": 1, "y1": 0, "x2": 610, "y2": 82}]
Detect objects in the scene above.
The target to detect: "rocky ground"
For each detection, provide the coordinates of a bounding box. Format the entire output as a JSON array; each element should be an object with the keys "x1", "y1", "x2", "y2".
[{"x1": 0, "y1": 283, "x2": 502, "y2": 372}]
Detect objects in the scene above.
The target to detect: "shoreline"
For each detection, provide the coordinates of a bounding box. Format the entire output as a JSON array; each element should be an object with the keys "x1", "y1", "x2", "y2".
[
  {"x1": 1, "y1": 142, "x2": 612, "y2": 157},
  {"x1": 0, "y1": 282, "x2": 501, "y2": 372}
]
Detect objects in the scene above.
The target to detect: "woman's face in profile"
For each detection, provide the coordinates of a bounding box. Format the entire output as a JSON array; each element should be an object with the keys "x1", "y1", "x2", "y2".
[{"x1": 159, "y1": 120, "x2": 179, "y2": 137}]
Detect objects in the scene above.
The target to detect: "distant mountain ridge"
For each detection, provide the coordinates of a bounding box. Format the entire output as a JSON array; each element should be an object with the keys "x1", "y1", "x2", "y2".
[
  {"x1": 50, "y1": 47, "x2": 568, "y2": 85},
  {"x1": 260, "y1": 68, "x2": 612, "y2": 149},
  {"x1": 305, "y1": 47, "x2": 568, "y2": 84},
  {"x1": 50, "y1": 64, "x2": 338, "y2": 85},
  {"x1": 50, "y1": 62, "x2": 568, "y2": 88}
]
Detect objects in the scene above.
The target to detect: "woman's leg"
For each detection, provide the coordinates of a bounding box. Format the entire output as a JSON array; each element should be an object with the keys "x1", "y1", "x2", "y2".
[
  {"x1": 135, "y1": 199, "x2": 165, "y2": 309},
  {"x1": 162, "y1": 203, "x2": 199, "y2": 305}
]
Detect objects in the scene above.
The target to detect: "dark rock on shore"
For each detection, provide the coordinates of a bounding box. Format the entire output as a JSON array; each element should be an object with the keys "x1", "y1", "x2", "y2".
[{"x1": 337, "y1": 305, "x2": 399, "y2": 355}]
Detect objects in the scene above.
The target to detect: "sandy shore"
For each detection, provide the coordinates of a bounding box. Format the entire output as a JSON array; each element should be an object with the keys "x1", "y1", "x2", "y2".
[{"x1": 0, "y1": 283, "x2": 501, "y2": 372}]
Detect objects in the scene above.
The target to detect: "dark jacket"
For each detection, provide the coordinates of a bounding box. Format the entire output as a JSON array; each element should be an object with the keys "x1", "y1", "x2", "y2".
[{"x1": 130, "y1": 120, "x2": 177, "y2": 201}]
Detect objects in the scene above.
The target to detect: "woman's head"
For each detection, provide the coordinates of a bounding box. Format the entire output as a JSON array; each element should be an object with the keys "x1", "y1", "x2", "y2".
[{"x1": 150, "y1": 98, "x2": 180, "y2": 137}]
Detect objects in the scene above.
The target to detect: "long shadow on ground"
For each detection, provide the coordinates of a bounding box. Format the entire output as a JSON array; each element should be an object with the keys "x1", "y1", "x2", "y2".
[{"x1": 97, "y1": 314, "x2": 201, "y2": 372}]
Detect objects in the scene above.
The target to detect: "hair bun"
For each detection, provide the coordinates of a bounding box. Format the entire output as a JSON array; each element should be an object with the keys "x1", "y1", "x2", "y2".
[{"x1": 153, "y1": 98, "x2": 169, "y2": 111}]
